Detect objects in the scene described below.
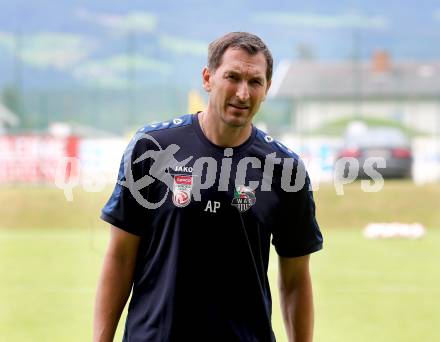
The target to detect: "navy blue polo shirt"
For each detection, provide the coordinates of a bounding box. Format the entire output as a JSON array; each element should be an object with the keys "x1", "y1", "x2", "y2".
[{"x1": 101, "y1": 113, "x2": 323, "y2": 342}]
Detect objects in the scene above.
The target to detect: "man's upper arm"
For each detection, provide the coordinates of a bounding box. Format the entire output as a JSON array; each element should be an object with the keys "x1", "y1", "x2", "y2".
[
  {"x1": 278, "y1": 254, "x2": 310, "y2": 290},
  {"x1": 106, "y1": 225, "x2": 141, "y2": 264}
]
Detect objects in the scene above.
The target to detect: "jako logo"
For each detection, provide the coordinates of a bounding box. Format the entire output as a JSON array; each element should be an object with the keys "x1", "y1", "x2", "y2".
[{"x1": 175, "y1": 166, "x2": 193, "y2": 173}]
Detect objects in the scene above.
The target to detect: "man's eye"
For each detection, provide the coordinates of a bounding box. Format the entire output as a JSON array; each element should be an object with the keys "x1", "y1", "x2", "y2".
[{"x1": 226, "y1": 75, "x2": 238, "y2": 80}]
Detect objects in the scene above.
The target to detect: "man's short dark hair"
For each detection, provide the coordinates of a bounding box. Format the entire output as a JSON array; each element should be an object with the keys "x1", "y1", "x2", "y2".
[{"x1": 207, "y1": 32, "x2": 273, "y2": 82}]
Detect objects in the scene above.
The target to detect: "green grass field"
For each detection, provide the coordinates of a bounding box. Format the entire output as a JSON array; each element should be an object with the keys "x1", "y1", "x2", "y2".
[{"x1": 1, "y1": 181, "x2": 439, "y2": 341}]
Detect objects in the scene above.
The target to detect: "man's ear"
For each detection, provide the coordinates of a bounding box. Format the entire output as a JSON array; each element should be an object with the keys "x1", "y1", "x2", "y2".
[
  {"x1": 265, "y1": 80, "x2": 272, "y2": 95},
  {"x1": 202, "y1": 67, "x2": 211, "y2": 92},
  {"x1": 263, "y1": 80, "x2": 272, "y2": 101}
]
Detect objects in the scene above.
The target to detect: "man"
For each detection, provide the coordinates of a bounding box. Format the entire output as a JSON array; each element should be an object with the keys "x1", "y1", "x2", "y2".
[{"x1": 94, "y1": 32, "x2": 323, "y2": 342}]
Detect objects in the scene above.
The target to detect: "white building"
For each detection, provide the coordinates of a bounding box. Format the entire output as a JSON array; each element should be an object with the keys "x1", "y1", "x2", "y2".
[{"x1": 270, "y1": 52, "x2": 440, "y2": 135}]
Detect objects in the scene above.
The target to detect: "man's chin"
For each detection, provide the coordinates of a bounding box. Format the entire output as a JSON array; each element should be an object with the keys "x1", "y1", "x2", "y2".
[{"x1": 220, "y1": 113, "x2": 245, "y2": 127}]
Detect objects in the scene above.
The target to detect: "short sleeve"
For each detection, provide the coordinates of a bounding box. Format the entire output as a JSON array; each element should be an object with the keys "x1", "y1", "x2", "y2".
[
  {"x1": 101, "y1": 133, "x2": 151, "y2": 236},
  {"x1": 271, "y1": 165, "x2": 323, "y2": 257}
]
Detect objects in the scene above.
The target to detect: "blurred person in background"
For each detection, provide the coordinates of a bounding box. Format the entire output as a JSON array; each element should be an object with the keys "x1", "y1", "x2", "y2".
[{"x1": 94, "y1": 32, "x2": 323, "y2": 342}]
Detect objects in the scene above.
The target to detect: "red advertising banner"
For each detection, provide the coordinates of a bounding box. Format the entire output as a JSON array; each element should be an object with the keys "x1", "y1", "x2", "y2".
[{"x1": 0, "y1": 135, "x2": 79, "y2": 183}]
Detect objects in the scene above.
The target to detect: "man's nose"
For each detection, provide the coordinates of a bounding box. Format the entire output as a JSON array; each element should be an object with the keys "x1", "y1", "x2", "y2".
[{"x1": 236, "y1": 82, "x2": 250, "y2": 102}]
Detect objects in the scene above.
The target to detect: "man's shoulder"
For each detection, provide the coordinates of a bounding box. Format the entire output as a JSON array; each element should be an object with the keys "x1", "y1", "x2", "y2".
[
  {"x1": 123, "y1": 114, "x2": 194, "y2": 156},
  {"x1": 136, "y1": 114, "x2": 194, "y2": 136},
  {"x1": 254, "y1": 128, "x2": 301, "y2": 161}
]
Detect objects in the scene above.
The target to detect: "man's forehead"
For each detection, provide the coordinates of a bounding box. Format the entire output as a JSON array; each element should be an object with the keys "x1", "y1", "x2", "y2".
[{"x1": 219, "y1": 49, "x2": 267, "y2": 76}]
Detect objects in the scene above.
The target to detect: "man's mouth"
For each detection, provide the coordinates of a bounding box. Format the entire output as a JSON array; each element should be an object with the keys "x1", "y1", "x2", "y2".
[{"x1": 229, "y1": 103, "x2": 250, "y2": 110}]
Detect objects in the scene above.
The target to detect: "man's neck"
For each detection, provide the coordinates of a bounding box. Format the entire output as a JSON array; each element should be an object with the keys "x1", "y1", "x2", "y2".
[{"x1": 199, "y1": 111, "x2": 252, "y2": 147}]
